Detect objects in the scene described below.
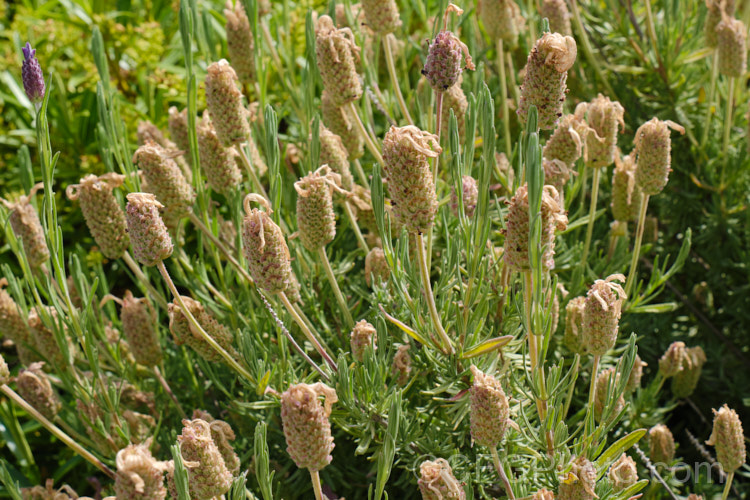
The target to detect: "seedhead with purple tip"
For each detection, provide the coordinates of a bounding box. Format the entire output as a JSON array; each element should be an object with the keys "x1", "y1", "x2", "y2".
[{"x1": 22, "y1": 42, "x2": 45, "y2": 105}]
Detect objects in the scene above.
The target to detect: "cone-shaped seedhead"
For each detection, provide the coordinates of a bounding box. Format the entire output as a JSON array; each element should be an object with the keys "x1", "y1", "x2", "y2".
[
  {"x1": 633, "y1": 118, "x2": 684, "y2": 196},
  {"x1": 365, "y1": 247, "x2": 390, "y2": 287},
  {"x1": 22, "y1": 42, "x2": 45, "y2": 104},
  {"x1": 503, "y1": 184, "x2": 568, "y2": 272},
  {"x1": 564, "y1": 296, "x2": 587, "y2": 355},
  {"x1": 295, "y1": 166, "x2": 340, "y2": 250},
  {"x1": 716, "y1": 17, "x2": 747, "y2": 77},
  {"x1": 132, "y1": 142, "x2": 195, "y2": 218},
  {"x1": 707, "y1": 404, "x2": 746, "y2": 473},
  {"x1": 649, "y1": 424, "x2": 676, "y2": 464},
  {"x1": 582, "y1": 274, "x2": 627, "y2": 356},
  {"x1": 242, "y1": 195, "x2": 297, "y2": 294},
  {"x1": 469, "y1": 365, "x2": 510, "y2": 448},
  {"x1": 318, "y1": 124, "x2": 354, "y2": 190},
  {"x1": 477, "y1": 0, "x2": 525, "y2": 49},
  {"x1": 16, "y1": 362, "x2": 61, "y2": 420},
  {"x1": 168, "y1": 296, "x2": 238, "y2": 363},
  {"x1": 518, "y1": 32, "x2": 577, "y2": 129},
  {"x1": 66, "y1": 173, "x2": 130, "y2": 259},
  {"x1": 361, "y1": 0, "x2": 401, "y2": 33},
  {"x1": 121, "y1": 290, "x2": 162, "y2": 367},
  {"x1": 626, "y1": 354, "x2": 647, "y2": 393},
  {"x1": 418, "y1": 458, "x2": 465, "y2": 500},
  {"x1": 558, "y1": 456, "x2": 597, "y2": 500},
  {"x1": 543, "y1": 113, "x2": 584, "y2": 166},
  {"x1": 541, "y1": 0, "x2": 572, "y2": 36},
  {"x1": 671, "y1": 346, "x2": 707, "y2": 398},
  {"x1": 451, "y1": 175, "x2": 478, "y2": 218},
  {"x1": 391, "y1": 344, "x2": 411, "y2": 386},
  {"x1": 350, "y1": 319, "x2": 377, "y2": 362},
  {"x1": 423, "y1": 28, "x2": 474, "y2": 92},
  {"x1": 197, "y1": 114, "x2": 243, "y2": 195},
  {"x1": 115, "y1": 443, "x2": 168, "y2": 500},
  {"x1": 593, "y1": 367, "x2": 624, "y2": 423},
  {"x1": 315, "y1": 15, "x2": 362, "y2": 107},
  {"x1": 609, "y1": 453, "x2": 638, "y2": 492},
  {"x1": 8, "y1": 192, "x2": 50, "y2": 269},
  {"x1": 205, "y1": 60, "x2": 251, "y2": 146},
  {"x1": 177, "y1": 418, "x2": 234, "y2": 499},
  {"x1": 125, "y1": 193, "x2": 174, "y2": 267},
  {"x1": 224, "y1": 1, "x2": 256, "y2": 87},
  {"x1": 611, "y1": 152, "x2": 643, "y2": 222},
  {"x1": 580, "y1": 94, "x2": 625, "y2": 168},
  {"x1": 382, "y1": 125, "x2": 441, "y2": 234},
  {"x1": 706, "y1": 0, "x2": 736, "y2": 47},
  {"x1": 658, "y1": 341, "x2": 688, "y2": 378},
  {"x1": 280, "y1": 382, "x2": 337, "y2": 472},
  {"x1": 0, "y1": 354, "x2": 9, "y2": 385},
  {"x1": 321, "y1": 90, "x2": 364, "y2": 161},
  {"x1": 192, "y1": 410, "x2": 241, "y2": 476}
]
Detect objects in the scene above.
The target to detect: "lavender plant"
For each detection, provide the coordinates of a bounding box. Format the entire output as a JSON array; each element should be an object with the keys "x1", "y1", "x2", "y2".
[{"x1": 0, "y1": 1, "x2": 747, "y2": 499}]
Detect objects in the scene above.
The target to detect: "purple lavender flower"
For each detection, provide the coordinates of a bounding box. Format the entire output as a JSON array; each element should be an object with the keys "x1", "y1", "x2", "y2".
[{"x1": 22, "y1": 42, "x2": 45, "y2": 104}]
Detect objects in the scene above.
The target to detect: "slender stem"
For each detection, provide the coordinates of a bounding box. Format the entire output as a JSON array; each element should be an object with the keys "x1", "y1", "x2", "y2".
[
  {"x1": 310, "y1": 470, "x2": 324, "y2": 500},
  {"x1": 344, "y1": 202, "x2": 369, "y2": 253},
  {"x1": 589, "y1": 354, "x2": 600, "y2": 413},
  {"x1": 156, "y1": 261, "x2": 256, "y2": 383},
  {"x1": 348, "y1": 102, "x2": 384, "y2": 166},
  {"x1": 383, "y1": 35, "x2": 414, "y2": 125},
  {"x1": 527, "y1": 0, "x2": 536, "y2": 47},
  {"x1": 506, "y1": 52, "x2": 520, "y2": 108},
  {"x1": 721, "y1": 471, "x2": 735, "y2": 500},
  {"x1": 416, "y1": 233, "x2": 453, "y2": 354},
  {"x1": 317, "y1": 246, "x2": 354, "y2": 329},
  {"x1": 236, "y1": 144, "x2": 269, "y2": 200},
  {"x1": 432, "y1": 92, "x2": 444, "y2": 182},
  {"x1": 625, "y1": 194, "x2": 650, "y2": 297},
  {"x1": 279, "y1": 291, "x2": 338, "y2": 371},
  {"x1": 523, "y1": 271, "x2": 551, "y2": 455},
  {"x1": 497, "y1": 39, "x2": 512, "y2": 156},
  {"x1": 1, "y1": 384, "x2": 115, "y2": 479},
  {"x1": 569, "y1": 0, "x2": 617, "y2": 99},
  {"x1": 122, "y1": 251, "x2": 168, "y2": 310},
  {"x1": 580, "y1": 167, "x2": 601, "y2": 271},
  {"x1": 490, "y1": 448, "x2": 515, "y2": 500},
  {"x1": 261, "y1": 21, "x2": 284, "y2": 81},
  {"x1": 562, "y1": 356, "x2": 580, "y2": 418},
  {"x1": 257, "y1": 291, "x2": 329, "y2": 380},
  {"x1": 188, "y1": 212, "x2": 254, "y2": 285},
  {"x1": 353, "y1": 159, "x2": 369, "y2": 189},
  {"x1": 721, "y1": 77, "x2": 735, "y2": 189},
  {"x1": 700, "y1": 54, "x2": 719, "y2": 149},
  {"x1": 153, "y1": 366, "x2": 187, "y2": 420}
]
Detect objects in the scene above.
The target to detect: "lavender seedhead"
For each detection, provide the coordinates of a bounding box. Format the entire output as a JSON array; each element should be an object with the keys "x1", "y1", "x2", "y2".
[{"x1": 22, "y1": 42, "x2": 45, "y2": 105}]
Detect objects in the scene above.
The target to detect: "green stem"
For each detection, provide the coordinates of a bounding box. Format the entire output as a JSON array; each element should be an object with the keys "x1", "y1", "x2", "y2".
[
  {"x1": 310, "y1": 470, "x2": 324, "y2": 500},
  {"x1": 154, "y1": 365, "x2": 187, "y2": 420},
  {"x1": 348, "y1": 102, "x2": 384, "y2": 167},
  {"x1": 317, "y1": 246, "x2": 354, "y2": 330},
  {"x1": 721, "y1": 471, "x2": 734, "y2": 500},
  {"x1": 157, "y1": 261, "x2": 256, "y2": 383},
  {"x1": 700, "y1": 54, "x2": 719, "y2": 149},
  {"x1": 1, "y1": 384, "x2": 115, "y2": 479},
  {"x1": 589, "y1": 354, "x2": 600, "y2": 414},
  {"x1": 188, "y1": 211, "x2": 254, "y2": 286},
  {"x1": 490, "y1": 447, "x2": 515, "y2": 500},
  {"x1": 580, "y1": 167, "x2": 601, "y2": 272},
  {"x1": 122, "y1": 251, "x2": 168, "y2": 310},
  {"x1": 569, "y1": 0, "x2": 617, "y2": 99},
  {"x1": 497, "y1": 39, "x2": 512, "y2": 156},
  {"x1": 506, "y1": 52, "x2": 520, "y2": 108},
  {"x1": 353, "y1": 159, "x2": 370, "y2": 189},
  {"x1": 279, "y1": 291, "x2": 338, "y2": 371},
  {"x1": 344, "y1": 202, "x2": 369, "y2": 253},
  {"x1": 625, "y1": 194, "x2": 650, "y2": 297},
  {"x1": 426, "y1": 92, "x2": 444, "y2": 266},
  {"x1": 236, "y1": 144, "x2": 269, "y2": 200},
  {"x1": 383, "y1": 35, "x2": 414, "y2": 125},
  {"x1": 416, "y1": 233, "x2": 453, "y2": 354},
  {"x1": 721, "y1": 76, "x2": 735, "y2": 189}
]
